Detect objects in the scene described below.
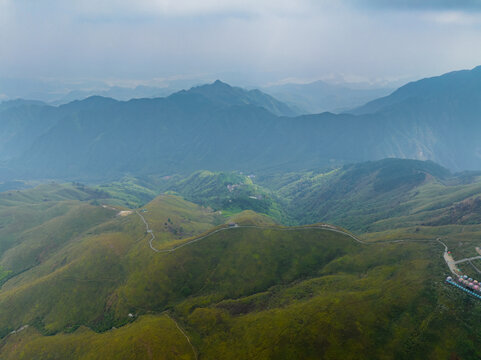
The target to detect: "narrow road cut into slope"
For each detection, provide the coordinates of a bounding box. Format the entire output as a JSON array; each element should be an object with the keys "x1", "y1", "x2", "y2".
[{"x1": 135, "y1": 207, "x2": 479, "y2": 278}]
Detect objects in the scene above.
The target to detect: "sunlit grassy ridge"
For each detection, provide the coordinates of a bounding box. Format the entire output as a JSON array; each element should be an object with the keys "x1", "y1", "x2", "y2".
[
  {"x1": 0, "y1": 183, "x2": 114, "y2": 285},
  {"x1": 0, "y1": 190, "x2": 222, "y2": 337},
  {"x1": 1, "y1": 204, "x2": 114, "y2": 275},
  {"x1": 4, "y1": 223, "x2": 481, "y2": 358},
  {"x1": 0, "y1": 314, "x2": 196, "y2": 360},
  {"x1": 2, "y1": 167, "x2": 481, "y2": 358}
]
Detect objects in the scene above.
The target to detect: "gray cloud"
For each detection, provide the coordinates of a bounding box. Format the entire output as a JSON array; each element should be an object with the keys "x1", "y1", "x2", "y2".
[
  {"x1": 1, "y1": 0, "x2": 481, "y2": 98},
  {"x1": 350, "y1": 0, "x2": 481, "y2": 10}
]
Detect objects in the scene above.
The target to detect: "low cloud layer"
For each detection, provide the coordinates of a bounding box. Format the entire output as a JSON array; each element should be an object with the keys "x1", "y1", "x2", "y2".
[
  {"x1": 1, "y1": 0, "x2": 481, "y2": 93},
  {"x1": 351, "y1": 0, "x2": 481, "y2": 10}
]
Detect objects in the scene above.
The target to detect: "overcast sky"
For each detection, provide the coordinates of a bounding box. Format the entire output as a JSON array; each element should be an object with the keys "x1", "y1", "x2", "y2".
[{"x1": 1, "y1": 0, "x2": 481, "y2": 90}]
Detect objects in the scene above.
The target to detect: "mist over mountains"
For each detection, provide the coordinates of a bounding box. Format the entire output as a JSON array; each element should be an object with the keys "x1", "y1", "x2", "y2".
[
  {"x1": 263, "y1": 80, "x2": 392, "y2": 114},
  {"x1": 1, "y1": 65, "x2": 481, "y2": 181},
  {"x1": 5, "y1": 0, "x2": 481, "y2": 356}
]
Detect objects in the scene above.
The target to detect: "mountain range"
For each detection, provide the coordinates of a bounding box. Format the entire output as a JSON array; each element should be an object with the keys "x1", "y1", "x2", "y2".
[
  {"x1": 1, "y1": 65, "x2": 481, "y2": 181},
  {"x1": 49, "y1": 85, "x2": 176, "y2": 106}
]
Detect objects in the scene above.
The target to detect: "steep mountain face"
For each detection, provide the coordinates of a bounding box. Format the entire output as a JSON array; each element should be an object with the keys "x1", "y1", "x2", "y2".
[
  {"x1": 272, "y1": 158, "x2": 452, "y2": 231},
  {"x1": 5, "y1": 88, "x2": 354, "y2": 180},
  {"x1": 353, "y1": 66, "x2": 481, "y2": 115},
  {"x1": 13, "y1": 95, "x2": 287, "y2": 179},
  {"x1": 0, "y1": 102, "x2": 57, "y2": 161},
  {"x1": 349, "y1": 66, "x2": 481, "y2": 170},
  {"x1": 0, "y1": 82, "x2": 302, "y2": 180},
  {"x1": 2, "y1": 66, "x2": 481, "y2": 180}
]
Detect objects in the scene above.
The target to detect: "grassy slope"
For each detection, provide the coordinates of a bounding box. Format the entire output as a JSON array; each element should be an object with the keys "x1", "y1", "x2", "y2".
[
  {"x1": 93, "y1": 160, "x2": 481, "y2": 235},
  {"x1": 2, "y1": 175, "x2": 481, "y2": 358},
  {"x1": 97, "y1": 175, "x2": 163, "y2": 208},
  {"x1": 266, "y1": 159, "x2": 481, "y2": 233},
  {"x1": 0, "y1": 314, "x2": 196, "y2": 360},
  {"x1": 0, "y1": 183, "x2": 114, "y2": 282},
  {"x1": 4, "y1": 224, "x2": 481, "y2": 359},
  {"x1": 98, "y1": 171, "x2": 289, "y2": 223},
  {"x1": 0, "y1": 192, "x2": 221, "y2": 337},
  {"x1": 0, "y1": 203, "x2": 114, "y2": 275}
]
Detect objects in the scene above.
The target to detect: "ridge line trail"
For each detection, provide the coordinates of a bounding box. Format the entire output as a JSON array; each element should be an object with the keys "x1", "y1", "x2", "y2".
[
  {"x1": 135, "y1": 210, "x2": 160, "y2": 252},
  {"x1": 134, "y1": 210, "x2": 448, "y2": 255},
  {"x1": 134, "y1": 210, "x2": 368, "y2": 253},
  {"x1": 165, "y1": 313, "x2": 198, "y2": 360},
  {"x1": 134, "y1": 211, "x2": 477, "y2": 287}
]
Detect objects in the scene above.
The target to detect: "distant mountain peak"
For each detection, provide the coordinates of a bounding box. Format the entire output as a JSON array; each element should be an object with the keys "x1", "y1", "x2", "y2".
[
  {"x1": 212, "y1": 79, "x2": 230, "y2": 87},
  {"x1": 182, "y1": 80, "x2": 298, "y2": 117},
  {"x1": 60, "y1": 95, "x2": 119, "y2": 110},
  {"x1": 81, "y1": 95, "x2": 118, "y2": 102},
  {"x1": 191, "y1": 80, "x2": 232, "y2": 92}
]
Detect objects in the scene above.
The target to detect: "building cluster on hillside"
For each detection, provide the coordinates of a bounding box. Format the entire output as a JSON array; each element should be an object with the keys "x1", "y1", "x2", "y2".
[
  {"x1": 446, "y1": 275, "x2": 481, "y2": 300},
  {"x1": 227, "y1": 184, "x2": 241, "y2": 192},
  {"x1": 457, "y1": 275, "x2": 481, "y2": 290}
]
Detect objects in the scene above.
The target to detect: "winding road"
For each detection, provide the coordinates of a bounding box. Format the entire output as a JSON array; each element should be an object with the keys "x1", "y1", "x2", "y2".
[
  {"x1": 131, "y1": 207, "x2": 481, "y2": 355},
  {"x1": 136, "y1": 211, "x2": 450, "y2": 256},
  {"x1": 136, "y1": 210, "x2": 160, "y2": 253},
  {"x1": 135, "y1": 210, "x2": 481, "y2": 277},
  {"x1": 135, "y1": 211, "x2": 368, "y2": 254}
]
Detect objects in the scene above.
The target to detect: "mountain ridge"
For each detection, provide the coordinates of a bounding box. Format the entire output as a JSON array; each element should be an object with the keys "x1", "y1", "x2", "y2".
[
  {"x1": 2, "y1": 66, "x2": 481, "y2": 180},
  {"x1": 352, "y1": 65, "x2": 481, "y2": 115}
]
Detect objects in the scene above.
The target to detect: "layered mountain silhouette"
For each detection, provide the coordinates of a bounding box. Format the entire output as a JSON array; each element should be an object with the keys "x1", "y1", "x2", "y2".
[{"x1": 1, "y1": 66, "x2": 481, "y2": 180}]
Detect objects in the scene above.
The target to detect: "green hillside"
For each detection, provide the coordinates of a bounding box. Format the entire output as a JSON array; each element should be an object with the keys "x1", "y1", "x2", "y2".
[
  {"x1": 98, "y1": 170, "x2": 289, "y2": 223},
  {"x1": 1, "y1": 163, "x2": 481, "y2": 358},
  {"x1": 0, "y1": 183, "x2": 112, "y2": 280},
  {"x1": 0, "y1": 191, "x2": 222, "y2": 337},
  {"x1": 1, "y1": 211, "x2": 480, "y2": 358},
  {"x1": 256, "y1": 159, "x2": 481, "y2": 233},
  {"x1": 97, "y1": 159, "x2": 481, "y2": 234},
  {"x1": 0, "y1": 315, "x2": 197, "y2": 360}
]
